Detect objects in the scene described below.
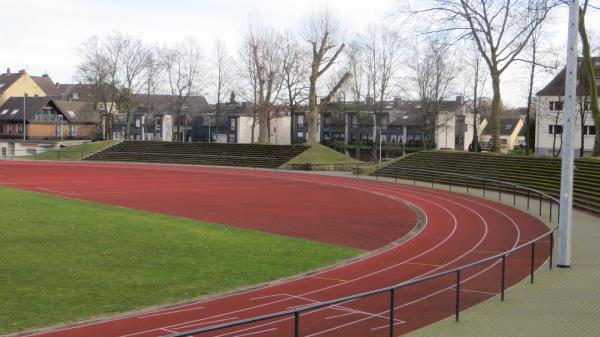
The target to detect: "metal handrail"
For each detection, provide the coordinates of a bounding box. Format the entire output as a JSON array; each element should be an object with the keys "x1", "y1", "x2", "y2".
[{"x1": 164, "y1": 168, "x2": 559, "y2": 337}]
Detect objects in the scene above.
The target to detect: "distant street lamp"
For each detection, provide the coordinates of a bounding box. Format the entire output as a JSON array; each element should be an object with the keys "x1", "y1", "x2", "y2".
[{"x1": 23, "y1": 93, "x2": 28, "y2": 141}]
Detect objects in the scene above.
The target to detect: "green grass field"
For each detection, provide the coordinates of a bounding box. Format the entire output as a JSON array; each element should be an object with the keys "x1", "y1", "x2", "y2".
[
  {"x1": 22, "y1": 140, "x2": 118, "y2": 161},
  {"x1": 286, "y1": 144, "x2": 360, "y2": 165},
  {"x1": 0, "y1": 186, "x2": 360, "y2": 334}
]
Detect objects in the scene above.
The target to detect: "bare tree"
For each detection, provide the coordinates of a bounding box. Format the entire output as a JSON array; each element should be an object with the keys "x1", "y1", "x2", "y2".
[
  {"x1": 466, "y1": 44, "x2": 488, "y2": 151},
  {"x1": 302, "y1": 9, "x2": 352, "y2": 144},
  {"x1": 212, "y1": 39, "x2": 234, "y2": 139},
  {"x1": 159, "y1": 40, "x2": 203, "y2": 142},
  {"x1": 119, "y1": 37, "x2": 151, "y2": 139},
  {"x1": 281, "y1": 31, "x2": 309, "y2": 143},
  {"x1": 76, "y1": 35, "x2": 123, "y2": 140},
  {"x1": 143, "y1": 48, "x2": 164, "y2": 140},
  {"x1": 409, "y1": 37, "x2": 456, "y2": 149},
  {"x1": 346, "y1": 41, "x2": 367, "y2": 159},
  {"x1": 578, "y1": 0, "x2": 600, "y2": 156},
  {"x1": 361, "y1": 24, "x2": 403, "y2": 157},
  {"x1": 245, "y1": 20, "x2": 284, "y2": 144},
  {"x1": 406, "y1": 0, "x2": 555, "y2": 152}
]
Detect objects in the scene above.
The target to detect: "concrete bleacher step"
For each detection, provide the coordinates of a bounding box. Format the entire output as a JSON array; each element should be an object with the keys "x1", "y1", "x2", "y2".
[
  {"x1": 84, "y1": 141, "x2": 310, "y2": 169},
  {"x1": 373, "y1": 151, "x2": 600, "y2": 214}
]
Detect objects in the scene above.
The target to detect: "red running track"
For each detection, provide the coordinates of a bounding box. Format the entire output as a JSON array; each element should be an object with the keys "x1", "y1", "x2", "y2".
[{"x1": 0, "y1": 161, "x2": 551, "y2": 337}]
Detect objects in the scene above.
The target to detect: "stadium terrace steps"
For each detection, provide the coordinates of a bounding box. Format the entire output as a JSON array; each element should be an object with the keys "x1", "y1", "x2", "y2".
[
  {"x1": 84, "y1": 141, "x2": 310, "y2": 169},
  {"x1": 373, "y1": 151, "x2": 600, "y2": 214}
]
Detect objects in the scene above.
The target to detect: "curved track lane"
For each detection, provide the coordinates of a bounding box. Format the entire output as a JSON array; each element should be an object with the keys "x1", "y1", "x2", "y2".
[{"x1": 0, "y1": 162, "x2": 550, "y2": 337}]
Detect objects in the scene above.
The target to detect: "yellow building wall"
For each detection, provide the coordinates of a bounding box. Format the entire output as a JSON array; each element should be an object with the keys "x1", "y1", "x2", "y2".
[{"x1": 0, "y1": 74, "x2": 47, "y2": 105}]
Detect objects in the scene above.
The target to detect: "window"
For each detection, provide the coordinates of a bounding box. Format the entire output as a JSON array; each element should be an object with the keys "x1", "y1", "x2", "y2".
[
  {"x1": 352, "y1": 116, "x2": 358, "y2": 128},
  {"x1": 230, "y1": 118, "x2": 236, "y2": 131},
  {"x1": 135, "y1": 119, "x2": 141, "y2": 128},
  {"x1": 297, "y1": 131, "x2": 304, "y2": 138},
  {"x1": 227, "y1": 134, "x2": 236, "y2": 143},
  {"x1": 500, "y1": 139, "x2": 508, "y2": 145},
  {"x1": 584, "y1": 125, "x2": 596, "y2": 136},
  {"x1": 1, "y1": 109, "x2": 8, "y2": 115},
  {"x1": 17, "y1": 124, "x2": 24, "y2": 133},
  {"x1": 55, "y1": 124, "x2": 62, "y2": 137},
  {"x1": 10, "y1": 109, "x2": 19, "y2": 116},
  {"x1": 323, "y1": 132, "x2": 330, "y2": 140},
  {"x1": 67, "y1": 111, "x2": 76, "y2": 118},
  {"x1": 549, "y1": 101, "x2": 563, "y2": 111},
  {"x1": 455, "y1": 136, "x2": 464, "y2": 145},
  {"x1": 72, "y1": 92, "x2": 79, "y2": 100},
  {"x1": 0, "y1": 83, "x2": 5, "y2": 88},
  {"x1": 504, "y1": 124, "x2": 512, "y2": 131},
  {"x1": 297, "y1": 115, "x2": 305, "y2": 126},
  {"x1": 69, "y1": 125, "x2": 76, "y2": 137},
  {"x1": 549, "y1": 125, "x2": 563, "y2": 135}
]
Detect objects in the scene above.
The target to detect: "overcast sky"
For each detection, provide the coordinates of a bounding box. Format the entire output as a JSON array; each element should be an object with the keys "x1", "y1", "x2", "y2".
[{"x1": 0, "y1": 0, "x2": 596, "y2": 107}]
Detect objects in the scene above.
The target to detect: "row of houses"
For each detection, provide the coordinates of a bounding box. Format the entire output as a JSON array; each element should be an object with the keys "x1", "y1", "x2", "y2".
[{"x1": 1, "y1": 57, "x2": 598, "y2": 158}]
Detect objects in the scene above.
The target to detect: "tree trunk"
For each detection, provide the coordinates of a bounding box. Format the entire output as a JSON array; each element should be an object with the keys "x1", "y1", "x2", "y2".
[
  {"x1": 579, "y1": 9, "x2": 600, "y2": 156},
  {"x1": 490, "y1": 74, "x2": 502, "y2": 152},
  {"x1": 307, "y1": 73, "x2": 319, "y2": 144},
  {"x1": 257, "y1": 105, "x2": 269, "y2": 144}
]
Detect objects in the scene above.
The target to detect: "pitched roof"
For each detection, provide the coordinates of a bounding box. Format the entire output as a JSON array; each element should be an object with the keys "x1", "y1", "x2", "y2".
[
  {"x1": 0, "y1": 97, "x2": 99, "y2": 124},
  {"x1": 31, "y1": 75, "x2": 61, "y2": 96},
  {"x1": 54, "y1": 100, "x2": 100, "y2": 123},
  {"x1": 0, "y1": 73, "x2": 24, "y2": 94},
  {"x1": 481, "y1": 118, "x2": 523, "y2": 136},
  {"x1": 0, "y1": 96, "x2": 52, "y2": 121},
  {"x1": 537, "y1": 57, "x2": 600, "y2": 96},
  {"x1": 55, "y1": 83, "x2": 98, "y2": 101}
]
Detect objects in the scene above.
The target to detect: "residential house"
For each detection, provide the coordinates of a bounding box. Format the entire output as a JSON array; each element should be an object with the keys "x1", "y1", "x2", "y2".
[
  {"x1": 0, "y1": 97, "x2": 99, "y2": 142},
  {"x1": 535, "y1": 57, "x2": 599, "y2": 157},
  {"x1": 480, "y1": 118, "x2": 525, "y2": 152},
  {"x1": 0, "y1": 69, "x2": 49, "y2": 105}
]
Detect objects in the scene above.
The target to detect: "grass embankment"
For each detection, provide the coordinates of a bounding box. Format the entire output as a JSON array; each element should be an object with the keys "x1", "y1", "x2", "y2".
[
  {"x1": 23, "y1": 140, "x2": 118, "y2": 161},
  {"x1": 0, "y1": 186, "x2": 360, "y2": 334},
  {"x1": 285, "y1": 144, "x2": 360, "y2": 165}
]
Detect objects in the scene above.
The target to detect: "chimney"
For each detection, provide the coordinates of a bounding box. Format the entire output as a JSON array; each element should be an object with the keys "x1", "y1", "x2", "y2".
[
  {"x1": 365, "y1": 96, "x2": 374, "y2": 106},
  {"x1": 6, "y1": 68, "x2": 10, "y2": 74},
  {"x1": 393, "y1": 97, "x2": 401, "y2": 107},
  {"x1": 456, "y1": 95, "x2": 464, "y2": 105},
  {"x1": 42, "y1": 74, "x2": 49, "y2": 78}
]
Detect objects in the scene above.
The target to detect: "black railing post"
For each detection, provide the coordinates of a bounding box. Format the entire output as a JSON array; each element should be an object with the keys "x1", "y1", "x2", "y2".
[
  {"x1": 501, "y1": 255, "x2": 506, "y2": 301},
  {"x1": 513, "y1": 186, "x2": 517, "y2": 206},
  {"x1": 530, "y1": 242, "x2": 536, "y2": 284},
  {"x1": 539, "y1": 194, "x2": 543, "y2": 216},
  {"x1": 498, "y1": 182, "x2": 502, "y2": 201},
  {"x1": 455, "y1": 269, "x2": 461, "y2": 322},
  {"x1": 431, "y1": 172, "x2": 434, "y2": 188},
  {"x1": 389, "y1": 288, "x2": 395, "y2": 337},
  {"x1": 294, "y1": 311, "x2": 300, "y2": 337},
  {"x1": 413, "y1": 170, "x2": 416, "y2": 185},
  {"x1": 466, "y1": 177, "x2": 469, "y2": 194},
  {"x1": 527, "y1": 190, "x2": 530, "y2": 210},
  {"x1": 483, "y1": 181, "x2": 486, "y2": 197},
  {"x1": 550, "y1": 201, "x2": 553, "y2": 223},
  {"x1": 549, "y1": 233, "x2": 554, "y2": 269}
]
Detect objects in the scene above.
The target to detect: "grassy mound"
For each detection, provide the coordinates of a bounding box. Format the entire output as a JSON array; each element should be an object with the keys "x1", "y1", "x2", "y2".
[
  {"x1": 0, "y1": 186, "x2": 360, "y2": 334},
  {"x1": 285, "y1": 144, "x2": 360, "y2": 165},
  {"x1": 23, "y1": 140, "x2": 118, "y2": 161}
]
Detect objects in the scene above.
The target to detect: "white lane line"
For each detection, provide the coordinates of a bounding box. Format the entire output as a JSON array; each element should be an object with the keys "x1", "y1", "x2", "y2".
[
  {"x1": 457, "y1": 288, "x2": 497, "y2": 296},
  {"x1": 370, "y1": 321, "x2": 406, "y2": 331},
  {"x1": 36, "y1": 187, "x2": 81, "y2": 196},
  {"x1": 137, "y1": 306, "x2": 204, "y2": 318},
  {"x1": 325, "y1": 312, "x2": 357, "y2": 320},
  {"x1": 232, "y1": 328, "x2": 277, "y2": 337},
  {"x1": 173, "y1": 317, "x2": 240, "y2": 331},
  {"x1": 249, "y1": 294, "x2": 287, "y2": 301}
]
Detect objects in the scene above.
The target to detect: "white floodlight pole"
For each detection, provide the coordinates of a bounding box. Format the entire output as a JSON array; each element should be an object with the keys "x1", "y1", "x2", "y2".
[{"x1": 558, "y1": 0, "x2": 579, "y2": 268}]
